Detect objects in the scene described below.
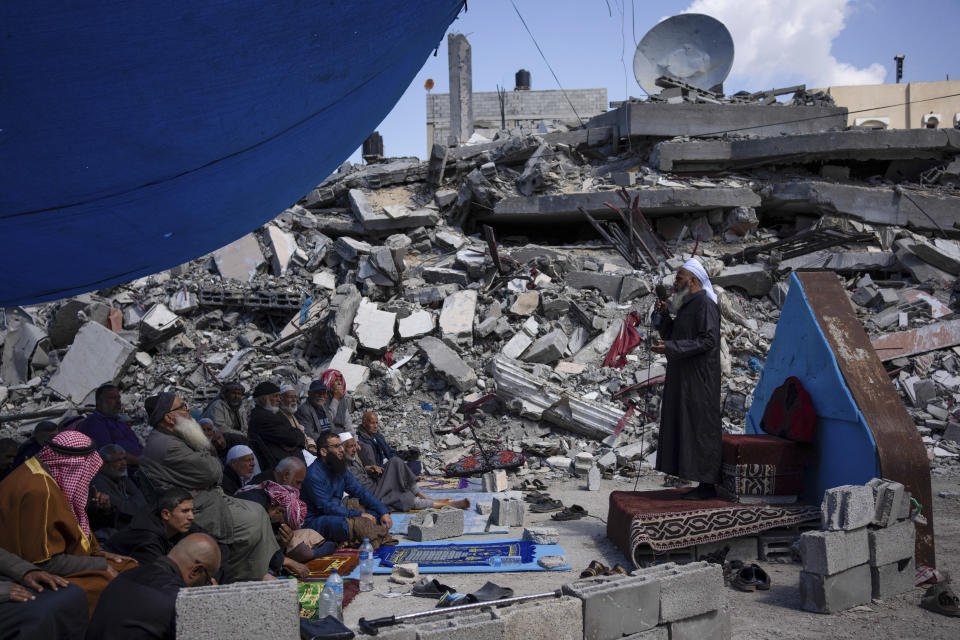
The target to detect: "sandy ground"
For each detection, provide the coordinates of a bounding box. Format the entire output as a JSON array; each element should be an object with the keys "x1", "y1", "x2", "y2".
[{"x1": 340, "y1": 472, "x2": 960, "y2": 639}]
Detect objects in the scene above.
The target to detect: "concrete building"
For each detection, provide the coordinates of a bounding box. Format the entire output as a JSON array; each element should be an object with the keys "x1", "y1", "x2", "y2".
[
  {"x1": 814, "y1": 80, "x2": 960, "y2": 130},
  {"x1": 426, "y1": 86, "x2": 607, "y2": 153}
]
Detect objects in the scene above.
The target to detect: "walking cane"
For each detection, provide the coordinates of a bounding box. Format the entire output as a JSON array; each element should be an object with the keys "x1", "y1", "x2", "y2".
[{"x1": 358, "y1": 590, "x2": 562, "y2": 635}]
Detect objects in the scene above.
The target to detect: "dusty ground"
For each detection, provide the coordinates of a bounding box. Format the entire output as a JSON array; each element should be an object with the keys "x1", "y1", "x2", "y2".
[{"x1": 341, "y1": 472, "x2": 960, "y2": 639}]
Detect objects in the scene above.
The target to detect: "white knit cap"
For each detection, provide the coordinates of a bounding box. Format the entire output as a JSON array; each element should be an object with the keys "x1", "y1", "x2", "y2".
[
  {"x1": 226, "y1": 444, "x2": 254, "y2": 463},
  {"x1": 681, "y1": 257, "x2": 718, "y2": 304},
  {"x1": 338, "y1": 431, "x2": 354, "y2": 442}
]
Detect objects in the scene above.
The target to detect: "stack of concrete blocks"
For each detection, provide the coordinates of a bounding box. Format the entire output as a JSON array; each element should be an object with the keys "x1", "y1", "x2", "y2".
[
  {"x1": 407, "y1": 507, "x2": 465, "y2": 541},
  {"x1": 799, "y1": 480, "x2": 915, "y2": 613},
  {"x1": 176, "y1": 579, "x2": 299, "y2": 640},
  {"x1": 561, "y1": 561, "x2": 729, "y2": 640}
]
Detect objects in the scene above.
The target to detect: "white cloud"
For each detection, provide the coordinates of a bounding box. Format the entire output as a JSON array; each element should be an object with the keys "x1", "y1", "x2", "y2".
[{"x1": 680, "y1": 0, "x2": 886, "y2": 90}]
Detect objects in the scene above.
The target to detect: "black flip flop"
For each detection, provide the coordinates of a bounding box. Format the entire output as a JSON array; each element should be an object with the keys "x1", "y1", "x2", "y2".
[
  {"x1": 466, "y1": 581, "x2": 515, "y2": 603},
  {"x1": 529, "y1": 498, "x2": 564, "y2": 513},
  {"x1": 750, "y1": 564, "x2": 771, "y2": 591},
  {"x1": 412, "y1": 578, "x2": 457, "y2": 599},
  {"x1": 731, "y1": 566, "x2": 760, "y2": 592},
  {"x1": 551, "y1": 505, "x2": 588, "y2": 521},
  {"x1": 921, "y1": 583, "x2": 960, "y2": 617}
]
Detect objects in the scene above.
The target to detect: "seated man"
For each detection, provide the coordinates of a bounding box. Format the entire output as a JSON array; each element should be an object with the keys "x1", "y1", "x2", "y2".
[
  {"x1": 342, "y1": 433, "x2": 468, "y2": 512},
  {"x1": 199, "y1": 418, "x2": 248, "y2": 464},
  {"x1": 105, "y1": 488, "x2": 200, "y2": 566},
  {"x1": 91, "y1": 444, "x2": 147, "y2": 530},
  {"x1": 301, "y1": 432, "x2": 392, "y2": 544},
  {"x1": 280, "y1": 385, "x2": 317, "y2": 453},
  {"x1": 0, "y1": 431, "x2": 137, "y2": 614},
  {"x1": 249, "y1": 456, "x2": 307, "y2": 491},
  {"x1": 321, "y1": 371, "x2": 354, "y2": 435},
  {"x1": 295, "y1": 380, "x2": 332, "y2": 442},
  {"x1": 139, "y1": 392, "x2": 279, "y2": 581},
  {"x1": 0, "y1": 547, "x2": 89, "y2": 640},
  {"x1": 76, "y1": 383, "x2": 143, "y2": 467},
  {"x1": 200, "y1": 382, "x2": 249, "y2": 434},
  {"x1": 221, "y1": 445, "x2": 256, "y2": 496},
  {"x1": 87, "y1": 533, "x2": 221, "y2": 640},
  {"x1": 0, "y1": 438, "x2": 17, "y2": 482},
  {"x1": 248, "y1": 382, "x2": 306, "y2": 468},
  {"x1": 356, "y1": 411, "x2": 397, "y2": 467},
  {"x1": 12, "y1": 420, "x2": 59, "y2": 469}
]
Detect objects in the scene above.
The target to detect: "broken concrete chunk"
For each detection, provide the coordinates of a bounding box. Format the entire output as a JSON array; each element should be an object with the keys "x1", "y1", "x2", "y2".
[
  {"x1": 213, "y1": 234, "x2": 265, "y2": 283},
  {"x1": 352, "y1": 299, "x2": 396, "y2": 353},
  {"x1": 333, "y1": 236, "x2": 372, "y2": 263},
  {"x1": 522, "y1": 329, "x2": 568, "y2": 364},
  {"x1": 417, "y1": 336, "x2": 477, "y2": 391},
  {"x1": 438, "y1": 289, "x2": 477, "y2": 345},
  {"x1": 422, "y1": 266, "x2": 469, "y2": 286},
  {"x1": 509, "y1": 291, "x2": 540, "y2": 316},
  {"x1": 398, "y1": 310, "x2": 435, "y2": 339},
  {"x1": 139, "y1": 303, "x2": 184, "y2": 346},
  {"x1": 712, "y1": 263, "x2": 773, "y2": 298},
  {"x1": 565, "y1": 271, "x2": 649, "y2": 303},
  {"x1": 407, "y1": 507, "x2": 465, "y2": 541},
  {"x1": 501, "y1": 331, "x2": 534, "y2": 360},
  {"x1": 264, "y1": 225, "x2": 298, "y2": 276},
  {"x1": 49, "y1": 322, "x2": 136, "y2": 404},
  {"x1": 434, "y1": 189, "x2": 458, "y2": 208}
]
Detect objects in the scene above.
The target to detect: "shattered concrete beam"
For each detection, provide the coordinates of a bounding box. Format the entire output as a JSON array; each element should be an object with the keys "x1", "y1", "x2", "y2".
[
  {"x1": 871, "y1": 319, "x2": 960, "y2": 362},
  {"x1": 764, "y1": 181, "x2": 960, "y2": 233},
  {"x1": 488, "y1": 188, "x2": 760, "y2": 223},
  {"x1": 447, "y1": 127, "x2": 616, "y2": 165},
  {"x1": 653, "y1": 129, "x2": 960, "y2": 173},
  {"x1": 587, "y1": 102, "x2": 847, "y2": 139}
]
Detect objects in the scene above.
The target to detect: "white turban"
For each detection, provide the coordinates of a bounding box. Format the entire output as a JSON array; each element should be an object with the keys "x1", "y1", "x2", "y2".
[
  {"x1": 338, "y1": 432, "x2": 354, "y2": 443},
  {"x1": 226, "y1": 444, "x2": 254, "y2": 463},
  {"x1": 681, "y1": 257, "x2": 718, "y2": 304},
  {"x1": 279, "y1": 384, "x2": 297, "y2": 394}
]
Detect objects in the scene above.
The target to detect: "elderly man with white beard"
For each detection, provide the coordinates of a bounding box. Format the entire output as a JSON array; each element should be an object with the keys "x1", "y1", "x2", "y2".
[
  {"x1": 139, "y1": 392, "x2": 279, "y2": 581},
  {"x1": 650, "y1": 256, "x2": 722, "y2": 501},
  {"x1": 248, "y1": 382, "x2": 307, "y2": 469},
  {"x1": 279, "y1": 385, "x2": 316, "y2": 454}
]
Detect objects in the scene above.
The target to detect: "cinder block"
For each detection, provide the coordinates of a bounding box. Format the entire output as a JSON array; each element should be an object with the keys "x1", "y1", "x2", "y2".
[
  {"x1": 562, "y1": 572, "x2": 661, "y2": 639},
  {"x1": 522, "y1": 526, "x2": 559, "y2": 544},
  {"x1": 415, "y1": 609, "x2": 504, "y2": 640},
  {"x1": 799, "y1": 565, "x2": 872, "y2": 613},
  {"x1": 868, "y1": 519, "x2": 915, "y2": 566},
  {"x1": 799, "y1": 528, "x2": 869, "y2": 576},
  {"x1": 176, "y1": 579, "x2": 299, "y2": 640},
  {"x1": 668, "y1": 609, "x2": 731, "y2": 640},
  {"x1": 821, "y1": 485, "x2": 875, "y2": 531},
  {"x1": 866, "y1": 478, "x2": 910, "y2": 527},
  {"x1": 499, "y1": 595, "x2": 583, "y2": 640},
  {"x1": 490, "y1": 497, "x2": 524, "y2": 527},
  {"x1": 871, "y1": 557, "x2": 915, "y2": 599},
  {"x1": 650, "y1": 561, "x2": 724, "y2": 623},
  {"x1": 695, "y1": 537, "x2": 758, "y2": 562},
  {"x1": 407, "y1": 507, "x2": 465, "y2": 541}
]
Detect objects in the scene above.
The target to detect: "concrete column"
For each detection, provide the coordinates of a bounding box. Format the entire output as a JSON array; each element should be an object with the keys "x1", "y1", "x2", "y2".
[{"x1": 447, "y1": 33, "x2": 473, "y2": 146}]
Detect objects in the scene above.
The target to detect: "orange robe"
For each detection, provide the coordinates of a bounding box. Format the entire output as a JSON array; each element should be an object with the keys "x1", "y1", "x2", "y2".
[{"x1": 0, "y1": 457, "x2": 136, "y2": 614}]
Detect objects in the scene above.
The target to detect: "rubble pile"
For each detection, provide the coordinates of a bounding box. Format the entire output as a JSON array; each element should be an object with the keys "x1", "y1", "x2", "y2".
[{"x1": 2, "y1": 120, "x2": 960, "y2": 481}]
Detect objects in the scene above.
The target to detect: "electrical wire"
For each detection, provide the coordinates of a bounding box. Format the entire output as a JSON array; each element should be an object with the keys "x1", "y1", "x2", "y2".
[{"x1": 509, "y1": 0, "x2": 584, "y2": 127}]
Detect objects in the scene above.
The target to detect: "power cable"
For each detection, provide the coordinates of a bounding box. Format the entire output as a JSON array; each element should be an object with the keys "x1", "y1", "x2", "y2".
[{"x1": 509, "y1": 0, "x2": 584, "y2": 127}]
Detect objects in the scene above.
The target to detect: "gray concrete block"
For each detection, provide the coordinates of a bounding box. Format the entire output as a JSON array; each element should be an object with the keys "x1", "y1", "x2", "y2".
[
  {"x1": 648, "y1": 561, "x2": 723, "y2": 623},
  {"x1": 799, "y1": 528, "x2": 869, "y2": 576},
  {"x1": 499, "y1": 596, "x2": 583, "y2": 640},
  {"x1": 695, "y1": 536, "x2": 758, "y2": 563},
  {"x1": 407, "y1": 507, "x2": 465, "y2": 541},
  {"x1": 176, "y1": 579, "x2": 299, "y2": 640},
  {"x1": 712, "y1": 264, "x2": 773, "y2": 298},
  {"x1": 416, "y1": 609, "x2": 504, "y2": 640},
  {"x1": 561, "y1": 572, "x2": 661, "y2": 639},
  {"x1": 522, "y1": 526, "x2": 559, "y2": 544},
  {"x1": 522, "y1": 328, "x2": 568, "y2": 364},
  {"x1": 799, "y1": 565, "x2": 872, "y2": 613},
  {"x1": 668, "y1": 609, "x2": 731, "y2": 640},
  {"x1": 48, "y1": 322, "x2": 136, "y2": 404},
  {"x1": 868, "y1": 519, "x2": 915, "y2": 566},
  {"x1": 821, "y1": 484, "x2": 875, "y2": 531},
  {"x1": 871, "y1": 557, "x2": 915, "y2": 599},
  {"x1": 867, "y1": 478, "x2": 910, "y2": 527},
  {"x1": 491, "y1": 497, "x2": 524, "y2": 527}
]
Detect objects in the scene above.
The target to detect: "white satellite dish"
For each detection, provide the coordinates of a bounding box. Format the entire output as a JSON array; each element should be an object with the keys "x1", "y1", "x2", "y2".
[{"x1": 633, "y1": 14, "x2": 734, "y2": 96}]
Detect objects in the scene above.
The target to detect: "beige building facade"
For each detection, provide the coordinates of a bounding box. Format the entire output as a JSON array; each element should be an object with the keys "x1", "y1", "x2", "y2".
[{"x1": 814, "y1": 80, "x2": 960, "y2": 129}]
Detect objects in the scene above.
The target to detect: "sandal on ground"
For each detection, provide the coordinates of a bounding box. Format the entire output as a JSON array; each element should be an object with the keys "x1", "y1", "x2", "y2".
[
  {"x1": 412, "y1": 578, "x2": 457, "y2": 599},
  {"x1": 529, "y1": 498, "x2": 564, "y2": 513},
  {"x1": 605, "y1": 564, "x2": 629, "y2": 576},
  {"x1": 551, "y1": 505, "x2": 588, "y2": 521},
  {"x1": 523, "y1": 491, "x2": 551, "y2": 503},
  {"x1": 466, "y1": 581, "x2": 514, "y2": 602},
  {"x1": 749, "y1": 563, "x2": 770, "y2": 590},
  {"x1": 921, "y1": 583, "x2": 960, "y2": 617},
  {"x1": 579, "y1": 560, "x2": 607, "y2": 578},
  {"x1": 730, "y1": 566, "x2": 762, "y2": 592}
]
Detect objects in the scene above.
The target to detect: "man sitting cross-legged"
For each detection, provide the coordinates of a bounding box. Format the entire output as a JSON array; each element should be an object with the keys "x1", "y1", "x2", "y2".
[
  {"x1": 342, "y1": 433, "x2": 469, "y2": 512},
  {"x1": 106, "y1": 488, "x2": 203, "y2": 566},
  {"x1": 300, "y1": 432, "x2": 393, "y2": 546}
]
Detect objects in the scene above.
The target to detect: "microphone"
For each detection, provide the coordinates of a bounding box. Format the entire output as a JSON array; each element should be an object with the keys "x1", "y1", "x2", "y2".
[{"x1": 655, "y1": 283, "x2": 669, "y2": 301}]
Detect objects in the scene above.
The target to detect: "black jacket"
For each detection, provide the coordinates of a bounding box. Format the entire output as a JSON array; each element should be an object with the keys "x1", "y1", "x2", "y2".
[
  {"x1": 248, "y1": 405, "x2": 306, "y2": 468},
  {"x1": 86, "y1": 556, "x2": 185, "y2": 640}
]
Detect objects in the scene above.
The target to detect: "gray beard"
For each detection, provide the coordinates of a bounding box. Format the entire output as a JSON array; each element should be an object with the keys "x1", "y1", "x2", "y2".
[
  {"x1": 281, "y1": 403, "x2": 297, "y2": 415},
  {"x1": 173, "y1": 415, "x2": 215, "y2": 452},
  {"x1": 263, "y1": 404, "x2": 280, "y2": 414},
  {"x1": 667, "y1": 286, "x2": 690, "y2": 315}
]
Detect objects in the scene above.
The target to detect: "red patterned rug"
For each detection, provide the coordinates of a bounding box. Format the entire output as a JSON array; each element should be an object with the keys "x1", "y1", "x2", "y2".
[{"x1": 607, "y1": 489, "x2": 820, "y2": 566}]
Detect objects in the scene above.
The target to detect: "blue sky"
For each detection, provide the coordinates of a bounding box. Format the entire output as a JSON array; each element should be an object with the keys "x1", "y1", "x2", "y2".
[{"x1": 349, "y1": 0, "x2": 958, "y2": 162}]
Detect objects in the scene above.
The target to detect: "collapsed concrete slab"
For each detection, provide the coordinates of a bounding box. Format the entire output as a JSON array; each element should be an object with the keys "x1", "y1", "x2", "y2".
[
  {"x1": 212, "y1": 233, "x2": 265, "y2": 282},
  {"x1": 487, "y1": 188, "x2": 760, "y2": 223},
  {"x1": 654, "y1": 128, "x2": 960, "y2": 173},
  {"x1": 349, "y1": 188, "x2": 440, "y2": 232},
  {"x1": 263, "y1": 225, "x2": 299, "y2": 276},
  {"x1": 565, "y1": 271, "x2": 650, "y2": 303},
  {"x1": 48, "y1": 322, "x2": 136, "y2": 404},
  {"x1": 417, "y1": 336, "x2": 477, "y2": 392},
  {"x1": 439, "y1": 289, "x2": 477, "y2": 345},
  {"x1": 398, "y1": 310, "x2": 435, "y2": 339},
  {"x1": 352, "y1": 299, "x2": 396, "y2": 353}
]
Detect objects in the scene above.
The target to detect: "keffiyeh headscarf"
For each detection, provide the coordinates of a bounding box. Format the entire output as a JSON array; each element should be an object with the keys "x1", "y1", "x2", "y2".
[
  {"x1": 36, "y1": 431, "x2": 102, "y2": 536},
  {"x1": 681, "y1": 257, "x2": 718, "y2": 304},
  {"x1": 319, "y1": 369, "x2": 345, "y2": 391},
  {"x1": 245, "y1": 480, "x2": 306, "y2": 529}
]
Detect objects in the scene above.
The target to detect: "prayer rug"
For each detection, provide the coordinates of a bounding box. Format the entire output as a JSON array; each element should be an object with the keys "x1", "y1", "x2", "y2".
[
  {"x1": 297, "y1": 578, "x2": 360, "y2": 619},
  {"x1": 371, "y1": 538, "x2": 570, "y2": 573},
  {"x1": 303, "y1": 551, "x2": 359, "y2": 580},
  {"x1": 607, "y1": 489, "x2": 820, "y2": 567},
  {"x1": 418, "y1": 475, "x2": 471, "y2": 491}
]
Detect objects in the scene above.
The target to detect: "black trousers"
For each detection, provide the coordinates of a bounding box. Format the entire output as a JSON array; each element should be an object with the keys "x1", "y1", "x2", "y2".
[{"x1": 0, "y1": 580, "x2": 88, "y2": 640}]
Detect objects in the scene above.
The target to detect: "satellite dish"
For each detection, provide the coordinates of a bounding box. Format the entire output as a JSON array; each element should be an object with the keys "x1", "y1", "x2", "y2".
[{"x1": 633, "y1": 14, "x2": 734, "y2": 95}]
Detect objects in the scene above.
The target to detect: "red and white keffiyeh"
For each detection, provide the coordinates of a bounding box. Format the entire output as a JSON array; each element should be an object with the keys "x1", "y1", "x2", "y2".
[
  {"x1": 245, "y1": 480, "x2": 306, "y2": 529},
  {"x1": 36, "y1": 431, "x2": 102, "y2": 536}
]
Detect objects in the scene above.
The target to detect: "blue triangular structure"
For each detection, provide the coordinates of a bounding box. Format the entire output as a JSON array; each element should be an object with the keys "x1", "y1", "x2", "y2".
[{"x1": 746, "y1": 272, "x2": 880, "y2": 504}]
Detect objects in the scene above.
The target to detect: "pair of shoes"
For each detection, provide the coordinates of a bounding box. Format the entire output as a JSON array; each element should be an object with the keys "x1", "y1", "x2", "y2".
[
  {"x1": 412, "y1": 578, "x2": 457, "y2": 599},
  {"x1": 551, "y1": 505, "x2": 588, "y2": 521},
  {"x1": 523, "y1": 491, "x2": 551, "y2": 503},
  {"x1": 921, "y1": 583, "x2": 960, "y2": 617},
  {"x1": 681, "y1": 484, "x2": 716, "y2": 501},
  {"x1": 516, "y1": 479, "x2": 547, "y2": 491},
  {"x1": 529, "y1": 498, "x2": 564, "y2": 513},
  {"x1": 730, "y1": 564, "x2": 771, "y2": 591},
  {"x1": 580, "y1": 560, "x2": 606, "y2": 578}
]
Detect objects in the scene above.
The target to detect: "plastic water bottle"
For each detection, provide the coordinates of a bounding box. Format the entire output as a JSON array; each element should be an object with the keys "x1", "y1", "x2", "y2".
[
  {"x1": 318, "y1": 583, "x2": 337, "y2": 619},
  {"x1": 486, "y1": 555, "x2": 523, "y2": 568},
  {"x1": 326, "y1": 569, "x2": 344, "y2": 620},
  {"x1": 358, "y1": 538, "x2": 375, "y2": 592}
]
